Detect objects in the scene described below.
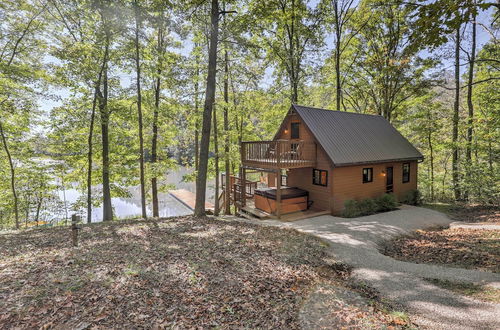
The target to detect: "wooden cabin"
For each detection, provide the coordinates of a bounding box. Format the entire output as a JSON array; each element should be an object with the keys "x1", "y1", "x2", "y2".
[{"x1": 226, "y1": 105, "x2": 423, "y2": 220}]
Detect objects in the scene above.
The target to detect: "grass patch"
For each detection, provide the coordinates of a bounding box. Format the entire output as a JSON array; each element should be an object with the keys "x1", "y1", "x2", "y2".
[{"x1": 425, "y1": 278, "x2": 500, "y2": 303}]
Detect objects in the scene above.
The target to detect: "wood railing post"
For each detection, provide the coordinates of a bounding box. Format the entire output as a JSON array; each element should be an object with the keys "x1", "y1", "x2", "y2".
[
  {"x1": 276, "y1": 141, "x2": 281, "y2": 169},
  {"x1": 276, "y1": 169, "x2": 281, "y2": 219}
]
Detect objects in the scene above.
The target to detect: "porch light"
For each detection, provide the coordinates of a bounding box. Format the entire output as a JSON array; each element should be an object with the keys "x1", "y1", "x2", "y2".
[
  {"x1": 284, "y1": 129, "x2": 288, "y2": 134},
  {"x1": 381, "y1": 170, "x2": 386, "y2": 176}
]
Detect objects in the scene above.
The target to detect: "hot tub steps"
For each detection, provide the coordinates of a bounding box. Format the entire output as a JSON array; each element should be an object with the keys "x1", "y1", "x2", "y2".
[{"x1": 239, "y1": 206, "x2": 274, "y2": 220}]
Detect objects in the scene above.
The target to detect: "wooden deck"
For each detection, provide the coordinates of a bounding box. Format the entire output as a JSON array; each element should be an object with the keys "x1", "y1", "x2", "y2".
[
  {"x1": 239, "y1": 199, "x2": 329, "y2": 222},
  {"x1": 169, "y1": 189, "x2": 214, "y2": 212},
  {"x1": 241, "y1": 140, "x2": 316, "y2": 169}
]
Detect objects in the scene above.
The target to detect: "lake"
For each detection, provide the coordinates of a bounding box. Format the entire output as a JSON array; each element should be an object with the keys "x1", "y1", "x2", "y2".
[{"x1": 57, "y1": 166, "x2": 216, "y2": 222}]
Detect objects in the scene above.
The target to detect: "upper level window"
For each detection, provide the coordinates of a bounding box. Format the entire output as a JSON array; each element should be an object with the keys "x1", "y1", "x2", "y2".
[
  {"x1": 402, "y1": 163, "x2": 410, "y2": 183},
  {"x1": 313, "y1": 169, "x2": 328, "y2": 186},
  {"x1": 291, "y1": 122, "x2": 300, "y2": 139},
  {"x1": 363, "y1": 168, "x2": 373, "y2": 183}
]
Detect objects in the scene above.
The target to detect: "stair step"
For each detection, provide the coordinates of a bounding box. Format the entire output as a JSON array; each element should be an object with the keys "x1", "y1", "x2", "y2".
[{"x1": 240, "y1": 206, "x2": 271, "y2": 220}]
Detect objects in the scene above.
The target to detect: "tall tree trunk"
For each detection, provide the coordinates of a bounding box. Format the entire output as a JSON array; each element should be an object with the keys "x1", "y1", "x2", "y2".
[
  {"x1": 134, "y1": 0, "x2": 147, "y2": 219},
  {"x1": 35, "y1": 194, "x2": 42, "y2": 225},
  {"x1": 151, "y1": 17, "x2": 164, "y2": 218},
  {"x1": 334, "y1": 0, "x2": 341, "y2": 111},
  {"x1": 194, "y1": 0, "x2": 219, "y2": 217},
  {"x1": 452, "y1": 24, "x2": 461, "y2": 201},
  {"x1": 194, "y1": 56, "x2": 200, "y2": 171},
  {"x1": 213, "y1": 106, "x2": 220, "y2": 216},
  {"x1": 87, "y1": 49, "x2": 107, "y2": 224},
  {"x1": 427, "y1": 110, "x2": 435, "y2": 201},
  {"x1": 464, "y1": 10, "x2": 476, "y2": 201},
  {"x1": 223, "y1": 49, "x2": 231, "y2": 214},
  {"x1": 87, "y1": 87, "x2": 98, "y2": 224},
  {"x1": 99, "y1": 65, "x2": 113, "y2": 221},
  {"x1": 0, "y1": 120, "x2": 19, "y2": 229}
]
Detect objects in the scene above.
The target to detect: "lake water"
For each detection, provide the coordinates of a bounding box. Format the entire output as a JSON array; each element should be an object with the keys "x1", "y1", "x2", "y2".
[{"x1": 58, "y1": 166, "x2": 216, "y2": 222}]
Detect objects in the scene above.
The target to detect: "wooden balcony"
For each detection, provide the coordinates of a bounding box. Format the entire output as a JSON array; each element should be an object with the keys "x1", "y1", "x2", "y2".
[{"x1": 241, "y1": 140, "x2": 317, "y2": 170}]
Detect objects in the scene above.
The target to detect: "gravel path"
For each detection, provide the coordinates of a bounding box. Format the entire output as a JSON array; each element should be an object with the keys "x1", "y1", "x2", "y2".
[{"x1": 230, "y1": 205, "x2": 500, "y2": 329}]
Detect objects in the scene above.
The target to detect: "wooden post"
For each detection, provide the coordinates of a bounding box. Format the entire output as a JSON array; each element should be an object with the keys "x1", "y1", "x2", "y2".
[
  {"x1": 241, "y1": 167, "x2": 246, "y2": 207},
  {"x1": 71, "y1": 214, "x2": 80, "y2": 247},
  {"x1": 276, "y1": 169, "x2": 281, "y2": 219}
]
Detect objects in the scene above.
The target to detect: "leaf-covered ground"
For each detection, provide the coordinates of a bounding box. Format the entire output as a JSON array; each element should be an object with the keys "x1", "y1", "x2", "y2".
[
  {"x1": 0, "y1": 216, "x2": 407, "y2": 329},
  {"x1": 382, "y1": 227, "x2": 499, "y2": 273},
  {"x1": 424, "y1": 203, "x2": 500, "y2": 224}
]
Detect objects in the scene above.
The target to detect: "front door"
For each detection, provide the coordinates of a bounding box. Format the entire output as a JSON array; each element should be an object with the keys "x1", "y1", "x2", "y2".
[{"x1": 386, "y1": 166, "x2": 393, "y2": 193}]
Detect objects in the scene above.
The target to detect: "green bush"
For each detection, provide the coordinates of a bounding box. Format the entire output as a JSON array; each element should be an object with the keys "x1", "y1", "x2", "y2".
[
  {"x1": 374, "y1": 193, "x2": 397, "y2": 212},
  {"x1": 357, "y1": 198, "x2": 377, "y2": 215},
  {"x1": 400, "y1": 189, "x2": 422, "y2": 206},
  {"x1": 342, "y1": 199, "x2": 361, "y2": 218},
  {"x1": 343, "y1": 194, "x2": 398, "y2": 218}
]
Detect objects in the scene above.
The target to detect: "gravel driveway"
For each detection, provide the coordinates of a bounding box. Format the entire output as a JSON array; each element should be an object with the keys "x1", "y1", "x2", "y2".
[{"x1": 235, "y1": 205, "x2": 500, "y2": 329}]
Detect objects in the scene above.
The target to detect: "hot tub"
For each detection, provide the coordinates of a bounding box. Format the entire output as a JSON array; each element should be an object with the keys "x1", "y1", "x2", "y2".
[{"x1": 254, "y1": 187, "x2": 308, "y2": 214}]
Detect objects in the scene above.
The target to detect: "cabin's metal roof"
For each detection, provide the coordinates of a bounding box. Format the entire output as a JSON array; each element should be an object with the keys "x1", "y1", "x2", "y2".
[{"x1": 291, "y1": 104, "x2": 423, "y2": 167}]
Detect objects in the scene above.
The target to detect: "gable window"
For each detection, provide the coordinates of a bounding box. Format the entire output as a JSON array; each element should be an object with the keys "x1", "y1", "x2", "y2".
[
  {"x1": 291, "y1": 122, "x2": 300, "y2": 139},
  {"x1": 402, "y1": 163, "x2": 410, "y2": 183},
  {"x1": 363, "y1": 168, "x2": 373, "y2": 183},
  {"x1": 313, "y1": 169, "x2": 328, "y2": 186}
]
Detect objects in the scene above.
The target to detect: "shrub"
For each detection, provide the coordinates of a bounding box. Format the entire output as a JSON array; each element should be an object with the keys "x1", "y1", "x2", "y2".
[
  {"x1": 374, "y1": 193, "x2": 397, "y2": 212},
  {"x1": 400, "y1": 189, "x2": 422, "y2": 206},
  {"x1": 343, "y1": 199, "x2": 361, "y2": 218},
  {"x1": 357, "y1": 198, "x2": 377, "y2": 215}
]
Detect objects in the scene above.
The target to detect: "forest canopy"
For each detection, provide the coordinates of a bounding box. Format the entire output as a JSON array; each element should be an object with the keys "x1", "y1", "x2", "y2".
[{"x1": 0, "y1": 0, "x2": 499, "y2": 228}]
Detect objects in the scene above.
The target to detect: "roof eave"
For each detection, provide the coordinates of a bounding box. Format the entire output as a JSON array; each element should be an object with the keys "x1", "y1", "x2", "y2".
[{"x1": 332, "y1": 156, "x2": 424, "y2": 168}]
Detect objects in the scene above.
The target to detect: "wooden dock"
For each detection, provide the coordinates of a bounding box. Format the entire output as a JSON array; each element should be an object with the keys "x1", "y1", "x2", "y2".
[{"x1": 169, "y1": 189, "x2": 214, "y2": 212}]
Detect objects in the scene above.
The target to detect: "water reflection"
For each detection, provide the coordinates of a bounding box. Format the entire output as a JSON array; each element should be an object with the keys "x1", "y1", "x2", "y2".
[{"x1": 58, "y1": 167, "x2": 215, "y2": 222}]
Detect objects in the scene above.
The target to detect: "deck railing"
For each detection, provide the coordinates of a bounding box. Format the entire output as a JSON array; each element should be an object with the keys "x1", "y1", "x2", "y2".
[
  {"x1": 221, "y1": 173, "x2": 258, "y2": 197},
  {"x1": 241, "y1": 140, "x2": 316, "y2": 169}
]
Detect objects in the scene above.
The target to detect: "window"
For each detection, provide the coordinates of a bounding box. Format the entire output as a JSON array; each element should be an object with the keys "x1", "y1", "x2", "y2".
[
  {"x1": 313, "y1": 169, "x2": 328, "y2": 186},
  {"x1": 291, "y1": 122, "x2": 300, "y2": 139},
  {"x1": 363, "y1": 168, "x2": 373, "y2": 183},
  {"x1": 281, "y1": 174, "x2": 288, "y2": 187},
  {"x1": 402, "y1": 163, "x2": 410, "y2": 183}
]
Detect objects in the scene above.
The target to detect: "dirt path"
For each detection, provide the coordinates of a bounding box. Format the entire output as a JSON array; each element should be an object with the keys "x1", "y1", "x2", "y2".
[{"x1": 230, "y1": 205, "x2": 500, "y2": 329}]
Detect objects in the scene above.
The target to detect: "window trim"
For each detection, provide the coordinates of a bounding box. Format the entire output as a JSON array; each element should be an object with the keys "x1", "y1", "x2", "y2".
[
  {"x1": 312, "y1": 168, "x2": 328, "y2": 187},
  {"x1": 402, "y1": 163, "x2": 410, "y2": 183},
  {"x1": 362, "y1": 167, "x2": 373, "y2": 183},
  {"x1": 290, "y1": 122, "x2": 300, "y2": 139}
]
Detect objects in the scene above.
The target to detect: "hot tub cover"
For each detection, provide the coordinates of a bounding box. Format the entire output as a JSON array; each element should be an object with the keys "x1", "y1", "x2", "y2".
[{"x1": 254, "y1": 187, "x2": 308, "y2": 200}]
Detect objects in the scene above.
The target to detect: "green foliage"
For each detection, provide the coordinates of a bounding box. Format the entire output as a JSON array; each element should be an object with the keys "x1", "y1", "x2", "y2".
[
  {"x1": 374, "y1": 194, "x2": 398, "y2": 212},
  {"x1": 357, "y1": 198, "x2": 378, "y2": 215},
  {"x1": 342, "y1": 199, "x2": 361, "y2": 218},
  {"x1": 400, "y1": 189, "x2": 422, "y2": 206},
  {"x1": 1, "y1": 0, "x2": 499, "y2": 228},
  {"x1": 343, "y1": 194, "x2": 398, "y2": 218}
]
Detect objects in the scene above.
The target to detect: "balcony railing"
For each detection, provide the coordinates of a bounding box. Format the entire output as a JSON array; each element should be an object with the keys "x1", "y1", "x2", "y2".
[{"x1": 241, "y1": 140, "x2": 316, "y2": 169}]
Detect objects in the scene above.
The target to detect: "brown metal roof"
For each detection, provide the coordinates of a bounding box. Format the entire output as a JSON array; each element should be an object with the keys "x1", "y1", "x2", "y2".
[{"x1": 291, "y1": 105, "x2": 424, "y2": 167}]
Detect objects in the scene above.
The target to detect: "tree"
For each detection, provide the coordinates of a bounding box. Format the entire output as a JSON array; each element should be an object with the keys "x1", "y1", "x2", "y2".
[
  {"x1": 133, "y1": 0, "x2": 147, "y2": 219},
  {"x1": 323, "y1": 0, "x2": 364, "y2": 111},
  {"x1": 347, "y1": 0, "x2": 436, "y2": 121},
  {"x1": 0, "y1": 0, "x2": 47, "y2": 228},
  {"x1": 464, "y1": 6, "x2": 477, "y2": 201},
  {"x1": 452, "y1": 23, "x2": 461, "y2": 201},
  {"x1": 247, "y1": 0, "x2": 323, "y2": 103},
  {"x1": 195, "y1": 0, "x2": 220, "y2": 217}
]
